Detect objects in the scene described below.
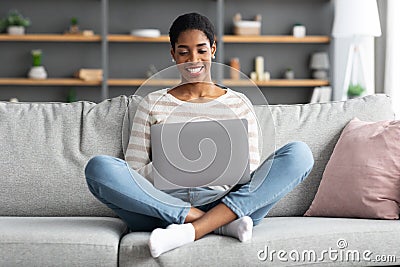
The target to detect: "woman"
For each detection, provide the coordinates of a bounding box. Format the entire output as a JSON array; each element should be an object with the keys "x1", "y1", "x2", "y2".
[{"x1": 85, "y1": 12, "x2": 314, "y2": 258}]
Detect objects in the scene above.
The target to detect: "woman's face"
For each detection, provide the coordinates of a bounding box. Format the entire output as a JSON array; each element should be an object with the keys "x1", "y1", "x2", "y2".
[{"x1": 171, "y1": 29, "x2": 216, "y2": 83}]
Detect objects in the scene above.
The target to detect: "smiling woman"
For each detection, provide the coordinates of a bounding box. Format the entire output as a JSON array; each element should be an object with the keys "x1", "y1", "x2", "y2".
[
  {"x1": 168, "y1": 13, "x2": 220, "y2": 101},
  {"x1": 84, "y1": 12, "x2": 314, "y2": 259}
]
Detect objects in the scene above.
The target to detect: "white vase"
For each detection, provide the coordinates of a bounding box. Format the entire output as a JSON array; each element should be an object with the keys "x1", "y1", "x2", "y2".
[
  {"x1": 284, "y1": 70, "x2": 295, "y2": 79},
  {"x1": 293, "y1": 25, "x2": 306, "y2": 38},
  {"x1": 28, "y1": 66, "x2": 47, "y2": 79},
  {"x1": 7, "y1": 26, "x2": 25, "y2": 35}
]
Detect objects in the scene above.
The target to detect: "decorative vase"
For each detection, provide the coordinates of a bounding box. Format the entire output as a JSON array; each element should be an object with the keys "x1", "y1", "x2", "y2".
[
  {"x1": 284, "y1": 69, "x2": 295, "y2": 79},
  {"x1": 293, "y1": 25, "x2": 306, "y2": 38},
  {"x1": 28, "y1": 66, "x2": 47, "y2": 79},
  {"x1": 7, "y1": 26, "x2": 25, "y2": 35}
]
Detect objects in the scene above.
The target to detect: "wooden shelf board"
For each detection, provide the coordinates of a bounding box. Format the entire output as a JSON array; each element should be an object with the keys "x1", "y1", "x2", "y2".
[
  {"x1": 0, "y1": 34, "x2": 101, "y2": 42},
  {"x1": 0, "y1": 78, "x2": 101, "y2": 86},
  {"x1": 224, "y1": 79, "x2": 329, "y2": 87},
  {"x1": 0, "y1": 34, "x2": 330, "y2": 44},
  {"x1": 108, "y1": 79, "x2": 178, "y2": 86},
  {"x1": 0, "y1": 78, "x2": 328, "y2": 87},
  {"x1": 107, "y1": 78, "x2": 329, "y2": 87},
  {"x1": 108, "y1": 35, "x2": 170, "y2": 42},
  {"x1": 223, "y1": 35, "x2": 330, "y2": 43}
]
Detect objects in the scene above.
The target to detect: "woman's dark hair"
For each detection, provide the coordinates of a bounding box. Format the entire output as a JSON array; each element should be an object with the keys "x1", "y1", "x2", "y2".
[{"x1": 169, "y1": 12, "x2": 216, "y2": 50}]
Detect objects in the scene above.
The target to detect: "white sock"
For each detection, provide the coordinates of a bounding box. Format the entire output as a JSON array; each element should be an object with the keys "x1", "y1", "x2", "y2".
[
  {"x1": 214, "y1": 216, "x2": 253, "y2": 242},
  {"x1": 148, "y1": 223, "x2": 195, "y2": 258}
]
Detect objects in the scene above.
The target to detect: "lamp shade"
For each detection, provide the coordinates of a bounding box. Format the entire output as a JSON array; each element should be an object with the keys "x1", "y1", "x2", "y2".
[
  {"x1": 310, "y1": 52, "x2": 330, "y2": 69},
  {"x1": 332, "y1": 0, "x2": 381, "y2": 37}
]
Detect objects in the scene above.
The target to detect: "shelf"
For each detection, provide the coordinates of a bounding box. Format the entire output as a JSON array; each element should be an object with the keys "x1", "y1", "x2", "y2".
[
  {"x1": 0, "y1": 78, "x2": 101, "y2": 86},
  {"x1": 108, "y1": 78, "x2": 329, "y2": 87},
  {"x1": 0, "y1": 34, "x2": 330, "y2": 44},
  {"x1": 224, "y1": 79, "x2": 329, "y2": 87},
  {"x1": 0, "y1": 34, "x2": 101, "y2": 42},
  {"x1": 108, "y1": 35, "x2": 170, "y2": 42},
  {"x1": 107, "y1": 34, "x2": 330, "y2": 43},
  {"x1": 108, "y1": 79, "x2": 178, "y2": 86},
  {"x1": 223, "y1": 35, "x2": 330, "y2": 43}
]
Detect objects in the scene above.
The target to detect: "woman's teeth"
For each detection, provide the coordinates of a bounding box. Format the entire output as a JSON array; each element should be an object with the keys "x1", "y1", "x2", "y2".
[{"x1": 187, "y1": 66, "x2": 203, "y2": 73}]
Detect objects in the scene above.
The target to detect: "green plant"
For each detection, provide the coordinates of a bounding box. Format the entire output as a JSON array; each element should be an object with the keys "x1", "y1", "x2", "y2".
[
  {"x1": 0, "y1": 10, "x2": 31, "y2": 32},
  {"x1": 31, "y1": 49, "x2": 42, "y2": 67},
  {"x1": 347, "y1": 83, "x2": 365, "y2": 97},
  {"x1": 70, "y1": 17, "x2": 78, "y2": 26}
]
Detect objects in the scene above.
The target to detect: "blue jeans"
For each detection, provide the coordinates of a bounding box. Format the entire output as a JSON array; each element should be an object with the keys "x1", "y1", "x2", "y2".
[{"x1": 85, "y1": 141, "x2": 314, "y2": 231}]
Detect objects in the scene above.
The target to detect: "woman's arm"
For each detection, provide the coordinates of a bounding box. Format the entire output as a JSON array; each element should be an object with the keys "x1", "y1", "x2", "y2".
[{"x1": 125, "y1": 96, "x2": 154, "y2": 181}]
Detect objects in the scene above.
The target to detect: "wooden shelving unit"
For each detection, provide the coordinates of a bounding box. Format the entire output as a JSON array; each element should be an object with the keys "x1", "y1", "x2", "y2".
[
  {"x1": 0, "y1": 0, "x2": 332, "y2": 102},
  {"x1": 0, "y1": 34, "x2": 101, "y2": 42}
]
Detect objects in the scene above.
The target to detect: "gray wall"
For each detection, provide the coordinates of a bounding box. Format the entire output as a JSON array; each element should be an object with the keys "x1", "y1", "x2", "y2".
[{"x1": 0, "y1": 0, "x2": 333, "y2": 104}]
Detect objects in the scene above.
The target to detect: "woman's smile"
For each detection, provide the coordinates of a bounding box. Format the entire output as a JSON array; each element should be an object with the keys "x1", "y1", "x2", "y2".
[{"x1": 185, "y1": 65, "x2": 205, "y2": 76}]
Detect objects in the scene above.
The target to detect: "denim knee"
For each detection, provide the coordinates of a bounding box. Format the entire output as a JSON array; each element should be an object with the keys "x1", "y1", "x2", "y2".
[
  {"x1": 85, "y1": 155, "x2": 121, "y2": 184},
  {"x1": 285, "y1": 141, "x2": 314, "y2": 170}
]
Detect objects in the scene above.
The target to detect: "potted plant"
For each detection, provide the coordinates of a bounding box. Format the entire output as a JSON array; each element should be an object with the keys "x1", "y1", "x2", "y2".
[
  {"x1": 28, "y1": 49, "x2": 47, "y2": 79},
  {"x1": 0, "y1": 10, "x2": 31, "y2": 35},
  {"x1": 284, "y1": 68, "x2": 295, "y2": 79},
  {"x1": 347, "y1": 83, "x2": 365, "y2": 99},
  {"x1": 68, "y1": 17, "x2": 80, "y2": 34}
]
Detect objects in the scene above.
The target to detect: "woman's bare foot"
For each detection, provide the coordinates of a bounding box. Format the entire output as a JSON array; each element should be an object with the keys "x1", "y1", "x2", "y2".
[{"x1": 184, "y1": 207, "x2": 205, "y2": 223}]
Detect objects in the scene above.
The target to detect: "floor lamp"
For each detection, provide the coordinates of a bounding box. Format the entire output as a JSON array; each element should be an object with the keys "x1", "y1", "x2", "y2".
[{"x1": 332, "y1": 0, "x2": 381, "y2": 100}]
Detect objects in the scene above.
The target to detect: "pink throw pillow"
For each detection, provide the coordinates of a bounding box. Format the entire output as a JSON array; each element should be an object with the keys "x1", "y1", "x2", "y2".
[{"x1": 305, "y1": 117, "x2": 400, "y2": 219}]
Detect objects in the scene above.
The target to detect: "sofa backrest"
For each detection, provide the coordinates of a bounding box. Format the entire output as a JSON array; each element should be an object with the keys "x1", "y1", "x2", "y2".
[
  {"x1": 254, "y1": 94, "x2": 394, "y2": 216},
  {"x1": 0, "y1": 94, "x2": 394, "y2": 217},
  {"x1": 0, "y1": 95, "x2": 140, "y2": 216}
]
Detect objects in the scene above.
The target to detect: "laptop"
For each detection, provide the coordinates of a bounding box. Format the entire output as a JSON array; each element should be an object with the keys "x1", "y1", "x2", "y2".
[{"x1": 150, "y1": 119, "x2": 250, "y2": 190}]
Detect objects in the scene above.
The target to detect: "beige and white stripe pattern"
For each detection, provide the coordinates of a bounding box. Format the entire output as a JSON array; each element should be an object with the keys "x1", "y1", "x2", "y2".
[{"x1": 125, "y1": 88, "x2": 260, "y2": 185}]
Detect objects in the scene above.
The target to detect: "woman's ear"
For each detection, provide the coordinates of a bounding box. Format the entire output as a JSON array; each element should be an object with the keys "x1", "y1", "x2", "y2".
[
  {"x1": 170, "y1": 48, "x2": 175, "y2": 61},
  {"x1": 211, "y1": 42, "x2": 217, "y2": 58}
]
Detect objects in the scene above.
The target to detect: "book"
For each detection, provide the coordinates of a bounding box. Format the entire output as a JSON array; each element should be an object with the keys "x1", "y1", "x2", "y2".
[
  {"x1": 74, "y1": 69, "x2": 103, "y2": 81},
  {"x1": 310, "y1": 86, "x2": 332, "y2": 103}
]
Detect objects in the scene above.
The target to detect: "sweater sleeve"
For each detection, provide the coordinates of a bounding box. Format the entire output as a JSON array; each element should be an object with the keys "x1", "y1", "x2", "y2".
[
  {"x1": 239, "y1": 94, "x2": 261, "y2": 173},
  {"x1": 125, "y1": 96, "x2": 154, "y2": 182}
]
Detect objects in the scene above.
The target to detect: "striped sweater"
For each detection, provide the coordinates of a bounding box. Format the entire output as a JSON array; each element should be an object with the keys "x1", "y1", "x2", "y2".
[{"x1": 125, "y1": 88, "x2": 260, "y2": 187}]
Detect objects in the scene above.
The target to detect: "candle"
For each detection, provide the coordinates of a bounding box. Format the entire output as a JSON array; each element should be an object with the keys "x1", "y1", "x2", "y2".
[
  {"x1": 230, "y1": 58, "x2": 240, "y2": 80},
  {"x1": 255, "y1": 56, "x2": 264, "y2": 80}
]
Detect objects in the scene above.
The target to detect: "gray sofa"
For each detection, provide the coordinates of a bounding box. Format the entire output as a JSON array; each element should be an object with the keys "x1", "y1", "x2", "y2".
[{"x1": 1, "y1": 94, "x2": 399, "y2": 266}]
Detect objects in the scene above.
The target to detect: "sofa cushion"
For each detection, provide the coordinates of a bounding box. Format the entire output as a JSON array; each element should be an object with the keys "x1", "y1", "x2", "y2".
[
  {"x1": 119, "y1": 217, "x2": 400, "y2": 266},
  {"x1": 255, "y1": 94, "x2": 395, "y2": 216},
  {"x1": 0, "y1": 95, "x2": 141, "y2": 216},
  {"x1": 0, "y1": 217, "x2": 127, "y2": 267},
  {"x1": 305, "y1": 117, "x2": 400, "y2": 219}
]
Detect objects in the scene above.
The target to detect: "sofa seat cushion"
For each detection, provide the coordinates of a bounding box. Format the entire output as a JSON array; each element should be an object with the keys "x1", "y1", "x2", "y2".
[
  {"x1": 0, "y1": 217, "x2": 127, "y2": 267},
  {"x1": 119, "y1": 217, "x2": 400, "y2": 266}
]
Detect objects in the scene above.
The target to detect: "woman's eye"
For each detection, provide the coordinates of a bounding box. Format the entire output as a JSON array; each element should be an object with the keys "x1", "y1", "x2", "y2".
[
  {"x1": 199, "y1": 50, "x2": 207, "y2": 54},
  {"x1": 178, "y1": 51, "x2": 188, "y2": 56}
]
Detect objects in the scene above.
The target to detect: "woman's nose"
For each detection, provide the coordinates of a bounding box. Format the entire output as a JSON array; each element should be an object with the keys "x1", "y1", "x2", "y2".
[{"x1": 187, "y1": 52, "x2": 199, "y2": 62}]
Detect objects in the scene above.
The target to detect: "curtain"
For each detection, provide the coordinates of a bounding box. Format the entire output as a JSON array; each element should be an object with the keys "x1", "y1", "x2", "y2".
[{"x1": 384, "y1": 0, "x2": 400, "y2": 118}]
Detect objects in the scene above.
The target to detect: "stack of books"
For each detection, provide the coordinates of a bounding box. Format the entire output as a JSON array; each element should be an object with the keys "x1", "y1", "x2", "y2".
[
  {"x1": 310, "y1": 86, "x2": 332, "y2": 103},
  {"x1": 74, "y1": 69, "x2": 103, "y2": 81}
]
